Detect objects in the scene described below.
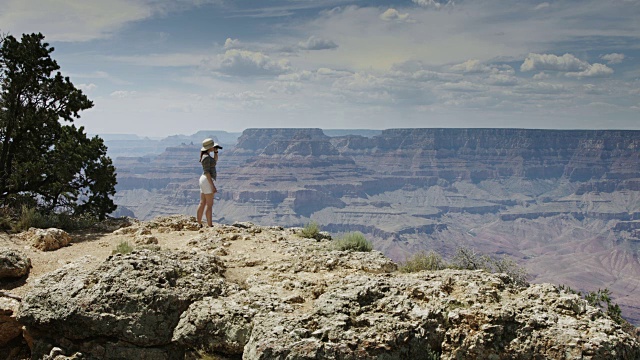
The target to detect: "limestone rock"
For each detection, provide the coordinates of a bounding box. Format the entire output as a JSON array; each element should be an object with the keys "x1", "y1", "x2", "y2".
[
  {"x1": 0, "y1": 296, "x2": 29, "y2": 360},
  {"x1": 173, "y1": 295, "x2": 254, "y2": 356},
  {"x1": 17, "y1": 250, "x2": 226, "y2": 359},
  {"x1": 243, "y1": 271, "x2": 640, "y2": 360},
  {"x1": 133, "y1": 234, "x2": 158, "y2": 245},
  {"x1": 42, "y1": 347, "x2": 83, "y2": 360},
  {"x1": 113, "y1": 215, "x2": 200, "y2": 236},
  {"x1": 0, "y1": 248, "x2": 31, "y2": 279},
  {"x1": 232, "y1": 221, "x2": 255, "y2": 229},
  {"x1": 0, "y1": 297, "x2": 22, "y2": 346},
  {"x1": 18, "y1": 228, "x2": 71, "y2": 251},
  {"x1": 148, "y1": 215, "x2": 201, "y2": 232},
  {"x1": 112, "y1": 226, "x2": 137, "y2": 235}
]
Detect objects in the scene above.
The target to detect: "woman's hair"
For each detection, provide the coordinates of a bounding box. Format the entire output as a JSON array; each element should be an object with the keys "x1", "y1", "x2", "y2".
[{"x1": 199, "y1": 150, "x2": 208, "y2": 162}]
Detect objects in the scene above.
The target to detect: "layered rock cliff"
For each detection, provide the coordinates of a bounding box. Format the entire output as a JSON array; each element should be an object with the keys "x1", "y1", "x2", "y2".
[
  {"x1": 111, "y1": 128, "x2": 640, "y2": 325},
  {"x1": 7, "y1": 218, "x2": 640, "y2": 359}
]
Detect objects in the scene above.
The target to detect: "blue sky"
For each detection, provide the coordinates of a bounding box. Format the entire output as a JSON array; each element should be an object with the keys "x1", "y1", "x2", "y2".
[{"x1": 1, "y1": 0, "x2": 639, "y2": 137}]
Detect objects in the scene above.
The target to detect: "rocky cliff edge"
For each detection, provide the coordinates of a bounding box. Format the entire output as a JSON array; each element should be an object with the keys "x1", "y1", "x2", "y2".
[{"x1": 5, "y1": 216, "x2": 640, "y2": 359}]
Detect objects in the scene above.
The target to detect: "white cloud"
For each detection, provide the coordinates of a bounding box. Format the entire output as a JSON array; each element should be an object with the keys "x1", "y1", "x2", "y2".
[
  {"x1": 0, "y1": 0, "x2": 152, "y2": 41},
  {"x1": 450, "y1": 59, "x2": 492, "y2": 73},
  {"x1": 109, "y1": 53, "x2": 209, "y2": 67},
  {"x1": 521, "y1": 53, "x2": 589, "y2": 72},
  {"x1": 533, "y1": 72, "x2": 550, "y2": 80},
  {"x1": 212, "y1": 91, "x2": 265, "y2": 109},
  {"x1": 515, "y1": 82, "x2": 566, "y2": 94},
  {"x1": 69, "y1": 71, "x2": 111, "y2": 79},
  {"x1": 600, "y1": 53, "x2": 625, "y2": 64},
  {"x1": 214, "y1": 91, "x2": 265, "y2": 101},
  {"x1": 380, "y1": 8, "x2": 411, "y2": 22},
  {"x1": 0, "y1": 0, "x2": 221, "y2": 42},
  {"x1": 268, "y1": 81, "x2": 303, "y2": 94},
  {"x1": 412, "y1": 0, "x2": 455, "y2": 10},
  {"x1": 487, "y1": 74, "x2": 518, "y2": 86},
  {"x1": 387, "y1": 65, "x2": 461, "y2": 83},
  {"x1": 534, "y1": 2, "x2": 550, "y2": 10},
  {"x1": 78, "y1": 83, "x2": 97, "y2": 92},
  {"x1": 224, "y1": 38, "x2": 242, "y2": 49},
  {"x1": 297, "y1": 36, "x2": 338, "y2": 50},
  {"x1": 316, "y1": 68, "x2": 352, "y2": 77},
  {"x1": 278, "y1": 71, "x2": 316, "y2": 82},
  {"x1": 216, "y1": 50, "x2": 291, "y2": 76},
  {"x1": 583, "y1": 84, "x2": 605, "y2": 95},
  {"x1": 332, "y1": 73, "x2": 391, "y2": 92},
  {"x1": 110, "y1": 90, "x2": 137, "y2": 98},
  {"x1": 439, "y1": 81, "x2": 488, "y2": 92},
  {"x1": 330, "y1": 72, "x2": 433, "y2": 105},
  {"x1": 565, "y1": 63, "x2": 614, "y2": 78}
]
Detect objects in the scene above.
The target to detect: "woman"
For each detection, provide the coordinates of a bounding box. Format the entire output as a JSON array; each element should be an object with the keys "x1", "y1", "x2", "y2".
[{"x1": 197, "y1": 138, "x2": 222, "y2": 227}]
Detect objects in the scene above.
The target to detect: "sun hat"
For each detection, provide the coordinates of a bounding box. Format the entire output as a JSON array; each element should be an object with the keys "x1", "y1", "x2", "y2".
[{"x1": 201, "y1": 138, "x2": 222, "y2": 151}]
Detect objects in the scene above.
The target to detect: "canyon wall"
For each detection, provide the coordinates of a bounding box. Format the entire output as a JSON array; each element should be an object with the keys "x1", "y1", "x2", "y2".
[{"x1": 112, "y1": 128, "x2": 640, "y2": 324}]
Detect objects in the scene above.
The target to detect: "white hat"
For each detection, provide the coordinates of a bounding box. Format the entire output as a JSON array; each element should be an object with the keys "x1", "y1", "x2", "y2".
[{"x1": 201, "y1": 138, "x2": 222, "y2": 151}]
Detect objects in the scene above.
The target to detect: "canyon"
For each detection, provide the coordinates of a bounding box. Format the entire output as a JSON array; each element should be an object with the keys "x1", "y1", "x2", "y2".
[{"x1": 111, "y1": 128, "x2": 640, "y2": 325}]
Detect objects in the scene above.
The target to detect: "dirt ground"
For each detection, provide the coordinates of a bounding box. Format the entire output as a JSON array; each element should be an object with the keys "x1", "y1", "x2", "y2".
[{"x1": 0, "y1": 221, "x2": 280, "y2": 299}]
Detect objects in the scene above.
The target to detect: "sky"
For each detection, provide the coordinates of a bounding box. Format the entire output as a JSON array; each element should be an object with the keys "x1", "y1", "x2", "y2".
[{"x1": 1, "y1": 0, "x2": 639, "y2": 137}]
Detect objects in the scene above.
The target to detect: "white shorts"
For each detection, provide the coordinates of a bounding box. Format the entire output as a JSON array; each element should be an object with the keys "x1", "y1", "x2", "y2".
[{"x1": 199, "y1": 175, "x2": 214, "y2": 194}]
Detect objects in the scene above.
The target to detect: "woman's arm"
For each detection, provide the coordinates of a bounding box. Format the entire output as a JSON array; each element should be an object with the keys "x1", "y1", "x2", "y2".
[{"x1": 212, "y1": 150, "x2": 218, "y2": 193}]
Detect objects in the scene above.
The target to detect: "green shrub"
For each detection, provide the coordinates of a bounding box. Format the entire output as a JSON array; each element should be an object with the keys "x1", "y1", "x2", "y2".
[
  {"x1": 425, "y1": 348, "x2": 441, "y2": 360},
  {"x1": 13, "y1": 205, "x2": 41, "y2": 232},
  {"x1": 300, "y1": 221, "x2": 321, "y2": 239},
  {"x1": 12, "y1": 206, "x2": 97, "y2": 232},
  {"x1": 334, "y1": 232, "x2": 373, "y2": 252},
  {"x1": 0, "y1": 207, "x2": 14, "y2": 231},
  {"x1": 399, "y1": 251, "x2": 446, "y2": 272},
  {"x1": 112, "y1": 241, "x2": 134, "y2": 255},
  {"x1": 450, "y1": 247, "x2": 529, "y2": 287}
]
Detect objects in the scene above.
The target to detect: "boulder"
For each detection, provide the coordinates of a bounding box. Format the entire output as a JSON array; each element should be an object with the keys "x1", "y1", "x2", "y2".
[
  {"x1": 0, "y1": 248, "x2": 31, "y2": 279},
  {"x1": 173, "y1": 295, "x2": 254, "y2": 356},
  {"x1": 18, "y1": 228, "x2": 71, "y2": 251},
  {"x1": 17, "y1": 250, "x2": 226, "y2": 359}
]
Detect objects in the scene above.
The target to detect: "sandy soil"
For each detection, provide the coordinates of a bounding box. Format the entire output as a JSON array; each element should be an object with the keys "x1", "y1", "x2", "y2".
[{"x1": 0, "y1": 223, "x2": 275, "y2": 299}]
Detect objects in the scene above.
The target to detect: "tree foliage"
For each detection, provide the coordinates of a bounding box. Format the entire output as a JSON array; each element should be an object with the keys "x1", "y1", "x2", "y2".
[{"x1": 0, "y1": 33, "x2": 116, "y2": 219}]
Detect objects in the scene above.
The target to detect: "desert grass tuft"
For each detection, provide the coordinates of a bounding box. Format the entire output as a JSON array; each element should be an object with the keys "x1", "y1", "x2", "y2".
[
  {"x1": 112, "y1": 240, "x2": 134, "y2": 255},
  {"x1": 300, "y1": 221, "x2": 321, "y2": 239},
  {"x1": 399, "y1": 251, "x2": 446, "y2": 272},
  {"x1": 334, "y1": 232, "x2": 373, "y2": 252}
]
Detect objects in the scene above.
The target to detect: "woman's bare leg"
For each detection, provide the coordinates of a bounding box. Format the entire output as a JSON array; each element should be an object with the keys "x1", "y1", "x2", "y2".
[
  {"x1": 197, "y1": 193, "x2": 206, "y2": 225},
  {"x1": 204, "y1": 193, "x2": 214, "y2": 226}
]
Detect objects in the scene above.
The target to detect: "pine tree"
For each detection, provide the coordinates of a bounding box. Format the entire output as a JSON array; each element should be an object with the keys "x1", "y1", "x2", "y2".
[{"x1": 0, "y1": 33, "x2": 116, "y2": 219}]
